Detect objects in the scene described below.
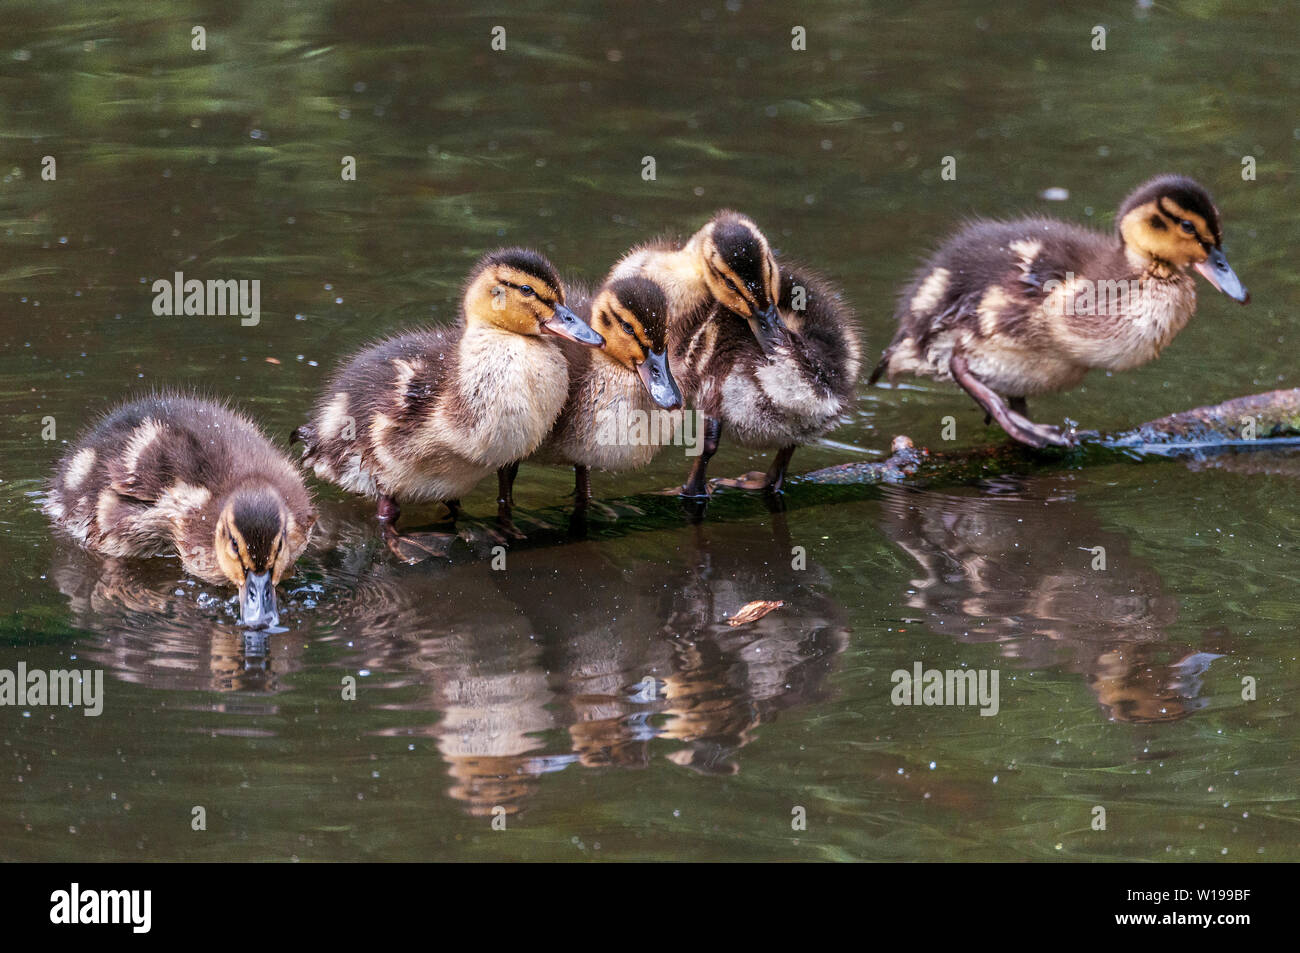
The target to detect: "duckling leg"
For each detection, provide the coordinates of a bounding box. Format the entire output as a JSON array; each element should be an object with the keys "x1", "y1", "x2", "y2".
[
  {"x1": 681, "y1": 417, "x2": 722, "y2": 498},
  {"x1": 989, "y1": 398, "x2": 1025, "y2": 426},
  {"x1": 377, "y1": 494, "x2": 401, "y2": 524},
  {"x1": 568, "y1": 465, "x2": 592, "y2": 536},
  {"x1": 495, "y1": 462, "x2": 526, "y2": 539},
  {"x1": 950, "y1": 354, "x2": 1071, "y2": 449},
  {"x1": 573, "y1": 465, "x2": 592, "y2": 512},
  {"x1": 765, "y1": 445, "x2": 797, "y2": 493}
]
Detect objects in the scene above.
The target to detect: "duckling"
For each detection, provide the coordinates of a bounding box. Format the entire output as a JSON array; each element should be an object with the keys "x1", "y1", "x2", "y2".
[
  {"x1": 527, "y1": 275, "x2": 683, "y2": 513},
  {"x1": 44, "y1": 394, "x2": 316, "y2": 628},
  {"x1": 611, "y1": 210, "x2": 861, "y2": 497},
  {"x1": 869, "y1": 175, "x2": 1250, "y2": 448},
  {"x1": 292, "y1": 248, "x2": 604, "y2": 557}
]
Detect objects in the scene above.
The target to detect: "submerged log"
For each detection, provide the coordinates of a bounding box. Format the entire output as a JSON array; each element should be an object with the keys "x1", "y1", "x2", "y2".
[
  {"x1": 368, "y1": 387, "x2": 1300, "y2": 558},
  {"x1": 802, "y1": 387, "x2": 1300, "y2": 487}
]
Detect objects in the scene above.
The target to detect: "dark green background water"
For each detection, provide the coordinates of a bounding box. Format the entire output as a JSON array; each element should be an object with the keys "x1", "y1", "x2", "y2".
[{"x1": 1, "y1": 0, "x2": 1296, "y2": 861}]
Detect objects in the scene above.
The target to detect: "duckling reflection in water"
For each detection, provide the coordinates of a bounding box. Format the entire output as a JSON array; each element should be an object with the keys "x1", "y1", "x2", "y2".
[
  {"x1": 491, "y1": 519, "x2": 849, "y2": 776},
  {"x1": 48, "y1": 547, "x2": 306, "y2": 694},
  {"x1": 878, "y1": 476, "x2": 1227, "y2": 723},
  {"x1": 313, "y1": 515, "x2": 847, "y2": 812}
]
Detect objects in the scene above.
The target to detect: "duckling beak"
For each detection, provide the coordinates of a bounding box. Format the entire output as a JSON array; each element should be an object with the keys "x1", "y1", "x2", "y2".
[
  {"x1": 239, "y1": 570, "x2": 278, "y2": 629},
  {"x1": 542, "y1": 304, "x2": 605, "y2": 347},
  {"x1": 747, "y1": 303, "x2": 791, "y2": 355},
  {"x1": 636, "y1": 349, "x2": 683, "y2": 410},
  {"x1": 1194, "y1": 247, "x2": 1250, "y2": 304}
]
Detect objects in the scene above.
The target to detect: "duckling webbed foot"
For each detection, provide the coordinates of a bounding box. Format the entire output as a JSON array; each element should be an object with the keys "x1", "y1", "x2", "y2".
[
  {"x1": 376, "y1": 494, "x2": 457, "y2": 563},
  {"x1": 950, "y1": 354, "x2": 1072, "y2": 450},
  {"x1": 716, "y1": 445, "x2": 797, "y2": 493},
  {"x1": 714, "y1": 470, "x2": 768, "y2": 490},
  {"x1": 382, "y1": 525, "x2": 458, "y2": 563}
]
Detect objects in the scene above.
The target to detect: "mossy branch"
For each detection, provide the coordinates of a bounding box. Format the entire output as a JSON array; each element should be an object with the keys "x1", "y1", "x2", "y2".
[{"x1": 448, "y1": 388, "x2": 1300, "y2": 553}]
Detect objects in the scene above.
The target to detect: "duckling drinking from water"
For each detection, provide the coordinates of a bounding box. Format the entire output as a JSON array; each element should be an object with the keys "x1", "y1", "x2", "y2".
[
  {"x1": 610, "y1": 210, "x2": 860, "y2": 497},
  {"x1": 292, "y1": 248, "x2": 604, "y2": 558},
  {"x1": 869, "y1": 175, "x2": 1250, "y2": 448},
  {"x1": 527, "y1": 275, "x2": 683, "y2": 515},
  {"x1": 44, "y1": 394, "x2": 316, "y2": 628}
]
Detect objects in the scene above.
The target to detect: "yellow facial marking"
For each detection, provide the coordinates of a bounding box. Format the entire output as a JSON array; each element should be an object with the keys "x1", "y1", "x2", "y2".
[
  {"x1": 465, "y1": 266, "x2": 561, "y2": 335},
  {"x1": 592, "y1": 291, "x2": 650, "y2": 369},
  {"x1": 1157, "y1": 199, "x2": 1214, "y2": 246},
  {"x1": 706, "y1": 254, "x2": 759, "y2": 314},
  {"x1": 213, "y1": 501, "x2": 288, "y2": 589},
  {"x1": 1119, "y1": 201, "x2": 1210, "y2": 267}
]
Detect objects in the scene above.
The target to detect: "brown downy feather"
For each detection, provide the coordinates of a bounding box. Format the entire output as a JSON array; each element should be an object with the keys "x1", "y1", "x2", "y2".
[{"x1": 45, "y1": 393, "x2": 315, "y2": 585}]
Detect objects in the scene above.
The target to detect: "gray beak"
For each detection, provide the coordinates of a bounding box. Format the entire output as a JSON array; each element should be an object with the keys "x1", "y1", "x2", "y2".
[
  {"x1": 1194, "y1": 247, "x2": 1250, "y2": 304},
  {"x1": 636, "y1": 349, "x2": 683, "y2": 410},
  {"x1": 542, "y1": 303, "x2": 605, "y2": 347},
  {"x1": 239, "y1": 570, "x2": 278, "y2": 629},
  {"x1": 746, "y1": 303, "x2": 790, "y2": 355}
]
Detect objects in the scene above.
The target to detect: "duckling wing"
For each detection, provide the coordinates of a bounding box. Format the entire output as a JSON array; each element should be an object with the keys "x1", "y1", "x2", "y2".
[
  {"x1": 104, "y1": 419, "x2": 210, "y2": 503},
  {"x1": 895, "y1": 220, "x2": 1105, "y2": 347},
  {"x1": 778, "y1": 265, "x2": 861, "y2": 399}
]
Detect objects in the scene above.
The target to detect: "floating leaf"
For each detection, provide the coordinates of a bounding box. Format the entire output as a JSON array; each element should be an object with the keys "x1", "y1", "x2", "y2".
[{"x1": 727, "y1": 600, "x2": 784, "y2": 627}]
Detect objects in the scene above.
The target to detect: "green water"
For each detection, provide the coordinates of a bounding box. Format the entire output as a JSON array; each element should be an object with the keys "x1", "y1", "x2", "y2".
[{"x1": 1, "y1": 0, "x2": 1297, "y2": 861}]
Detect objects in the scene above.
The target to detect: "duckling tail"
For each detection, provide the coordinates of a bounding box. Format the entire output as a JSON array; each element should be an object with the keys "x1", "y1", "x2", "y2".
[{"x1": 868, "y1": 350, "x2": 891, "y2": 386}]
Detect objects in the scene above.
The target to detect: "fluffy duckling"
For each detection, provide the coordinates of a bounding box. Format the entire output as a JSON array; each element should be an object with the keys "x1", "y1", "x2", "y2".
[
  {"x1": 869, "y1": 175, "x2": 1250, "y2": 448},
  {"x1": 44, "y1": 394, "x2": 316, "y2": 628},
  {"x1": 292, "y1": 248, "x2": 604, "y2": 555},
  {"x1": 528, "y1": 275, "x2": 683, "y2": 511},
  {"x1": 611, "y1": 211, "x2": 860, "y2": 496}
]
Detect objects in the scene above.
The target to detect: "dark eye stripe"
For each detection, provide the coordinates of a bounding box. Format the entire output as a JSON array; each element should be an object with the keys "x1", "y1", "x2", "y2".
[
  {"x1": 497, "y1": 279, "x2": 557, "y2": 307},
  {"x1": 1156, "y1": 199, "x2": 1213, "y2": 244},
  {"x1": 710, "y1": 263, "x2": 758, "y2": 310}
]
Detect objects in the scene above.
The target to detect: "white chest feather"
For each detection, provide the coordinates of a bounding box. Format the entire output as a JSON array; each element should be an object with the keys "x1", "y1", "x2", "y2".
[
  {"x1": 446, "y1": 328, "x2": 570, "y2": 466},
  {"x1": 1055, "y1": 273, "x2": 1198, "y2": 372},
  {"x1": 580, "y1": 361, "x2": 676, "y2": 470}
]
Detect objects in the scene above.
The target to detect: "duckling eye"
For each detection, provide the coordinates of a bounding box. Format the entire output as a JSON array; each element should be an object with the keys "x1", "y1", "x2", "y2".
[
  {"x1": 519, "y1": 284, "x2": 535, "y2": 297},
  {"x1": 619, "y1": 319, "x2": 634, "y2": 335},
  {"x1": 228, "y1": 539, "x2": 239, "y2": 559},
  {"x1": 1179, "y1": 220, "x2": 1196, "y2": 235}
]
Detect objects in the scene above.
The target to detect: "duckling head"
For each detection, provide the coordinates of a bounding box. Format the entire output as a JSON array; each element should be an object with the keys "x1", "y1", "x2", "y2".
[
  {"x1": 1117, "y1": 175, "x2": 1249, "y2": 304},
  {"x1": 464, "y1": 247, "x2": 605, "y2": 346},
  {"x1": 687, "y1": 211, "x2": 788, "y2": 353},
  {"x1": 590, "y1": 276, "x2": 683, "y2": 409},
  {"x1": 214, "y1": 483, "x2": 293, "y2": 629}
]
